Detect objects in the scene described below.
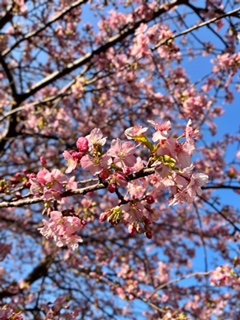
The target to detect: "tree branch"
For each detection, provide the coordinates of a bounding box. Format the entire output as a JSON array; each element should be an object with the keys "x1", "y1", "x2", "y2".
[
  {"x1": 0, "y1": 168, "x2": 157, "y2": 208},
  {"x1": 18, "y1": 0, "x2": 186, "y2": 102},
  {"x1": 0, "y1": 5, "x2": 13, "y2": 30},
  {"x1": 0, "y1": 53, "x2": 18, "y2": 100},
  {"x1": 147, "y1": 271, "x2": 211, "y2": 301},
  {"x1": 153, "y1": 7, "x2": 240, "y2": 50},
  {"x1": 0, "y1": 255, "x2": 54, "y2": 300},
  {"x1": 2, "y1": 0, "x2": 89, "y2": 57}
]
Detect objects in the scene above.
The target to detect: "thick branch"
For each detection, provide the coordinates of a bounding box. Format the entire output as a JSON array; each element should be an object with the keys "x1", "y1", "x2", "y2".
[
  {"x1": 0, "y1": 53, "x2": 19, "y2": 152},
  {"x1": 0, "y1": 165, "x2": 239, "y2": 208},
  {"x1": 0, "y1": 53, "x2": 18, "y2": 99},
  {"x1": 0, "y1": 168, "x2": 156, "y2": 208},
  {"x1": 18, "y1": 0, "x2": 186, "y2": 102},
  {"x1": 0, "y1": 6, "x2": 13, "y2": 30},
  {"x1": 2, "y1": 0, "x2": 89, "y2": 57},
  {"x1": 0, "y1": 255, "x2": 54, "y2": 300}
]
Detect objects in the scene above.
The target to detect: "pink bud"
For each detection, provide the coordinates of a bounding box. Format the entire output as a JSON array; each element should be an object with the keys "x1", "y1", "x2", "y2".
[
  {"x1": 24, "y1": 182, "x2": 31, "y2": 188},
  {"x1": 40, "y1": 157, "x2": 47, "y2": 167},
  {"x1": 145, "y1": 195, "x2": 155, "y2": 204},
  {"x1": 99, "y1": 211, "x2": 108, "y2": 222},
  {"x1": 27, "y1": 173, "x2": 36, "y2": 179},
  {"x1": 15, "y1": 172, "x2": 22, "y2": 179},
  {"x1": 145, "y1": 230, "x2": 152, "y2": 239},
  {"x1": 108, "y1": 184, "x2": 116, "y2": 193},
  {"x1": 99, "y1": 169, "x2": 110, "y2": 180},
  {"x1": 16, "y1": 192, "x2": 22, "y2": 199},
  {"x1": 76, "y1": 137, "x2": 89, "y2": 152}
]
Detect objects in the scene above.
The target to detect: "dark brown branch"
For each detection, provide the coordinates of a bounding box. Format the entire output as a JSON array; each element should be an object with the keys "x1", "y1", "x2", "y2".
[
  {"x1": 0, "y1": 168, "x2": 156, "y2": 208},
  {"x1": 0, "y1": 52, "x2": 20, "y2": 152},
  {"x1": 0, "y1": 163, "x2": 239, "y2": 208},
  {"x1": 2, "y1": 0, "x2": 89, "y2": 57},
  {"x1": 18, "y1": 0, "x2": 187, "y2": 102},
  {"x1": 203, "y1": 185, "x2": 240, "y2": 191},
  {"x1": 0, "y1": 53, "x2": 18, "y2": 100},
  {"x1": 0, "y1": 6, "x2": 13, "y2": 30},
  {"x1": 24, "y1": 255, "x2": 54, "y2": 284},
  {"x1": 186, "y1": 3, "x2": 237, "y2": 48},
  {"x1": 0, "y1": 255, "x2": 54, "y2": 300}
]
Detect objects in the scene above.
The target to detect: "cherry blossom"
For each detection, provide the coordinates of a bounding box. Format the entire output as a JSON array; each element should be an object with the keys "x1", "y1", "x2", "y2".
[
  {"x1": 107, "y1": 138, "x2": 137, "y2": 169},
  {"x1": 80, "y1": 154, "x2": 112, "y2": 175},
  {"x1": 148, "y1": 120, "x2": 172, "y2": 141},
  {"x1": 85, "y1": 128, "x2": 107, "y2": 151},
  {"x1": 39, "y1": 211, "x2": 85, "y2": 251}
]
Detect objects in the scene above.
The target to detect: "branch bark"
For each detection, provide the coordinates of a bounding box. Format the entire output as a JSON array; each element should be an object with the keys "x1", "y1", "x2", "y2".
[
  {"x1": 0, "y1": 255, "x2": 54, "y2": 300},
  {"x1": 18, "y1": 0, "x2": 186, "y2": 102}
]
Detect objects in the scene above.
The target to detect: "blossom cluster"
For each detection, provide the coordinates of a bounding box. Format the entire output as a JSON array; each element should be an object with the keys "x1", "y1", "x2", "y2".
[
  {"x1": 30, "y1": 120, "x2": 208, "y2": 249},
  {"x1": 39, "y1": 211, "x2": 86, "y2": 251},
  {"x1": 29, "y1": 168, "x2": 77, "y2": 201},
  {"x1": 210, "y1": 264, "x2": 240, "y2": 288}
]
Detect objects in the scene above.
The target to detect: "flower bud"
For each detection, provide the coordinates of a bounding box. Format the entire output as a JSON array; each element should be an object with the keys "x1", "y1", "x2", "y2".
[
  {"x1": 145, "y1": 195, "x2": 155, "y2": 204},
  {"x1": 76, "y1": 137, "x2": 89, "y2": 152},
  {"x1": 108, "y1": 184, "x2": 116, "y2": 193},
  {"x1": 40, "y1": 157, "x2": 47, "y2": 167}
]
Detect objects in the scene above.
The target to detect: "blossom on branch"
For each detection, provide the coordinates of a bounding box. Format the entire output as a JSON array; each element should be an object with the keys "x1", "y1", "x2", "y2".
[
  {"x1": 80, "y1": 154, "x2": 112, "y2": 175},
  {"x1": 85, "y1": 128, "x2": 107, "y2": 151},
  {"x1": 39, "y1": 211, "x2": 85, "y2": 251},
  {"x1": 108, "y1": 138, "x2": 137, "y2": 169}
]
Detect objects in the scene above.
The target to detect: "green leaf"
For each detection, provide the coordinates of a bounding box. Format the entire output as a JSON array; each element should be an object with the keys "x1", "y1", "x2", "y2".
[{"x1": 134, "y1": 136, "x2": 154, "y2": 152}]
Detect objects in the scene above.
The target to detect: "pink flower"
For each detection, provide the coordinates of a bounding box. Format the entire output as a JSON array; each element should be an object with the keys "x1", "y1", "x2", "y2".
[
  {"x1": 121, "y1": 202, "x2": 145, "y2": 223},
  {"x1": 127, "y1": 178, "x2": 149, "y2": 199},
  {"x1": 80, "y1": 154, "x2": 112, "y2": 175},
  {"x1": 125, "y1": 125, "x2": 148, "y2": 139},
  {"x1": 45, "y1": 169, "x2": 67, "y2": 192},
  {"x1": 107, "y1": 138, "x2": 136, "y2": 169},
  {"x1": 168, "y1": 189, "x2": 193, "y2": 206},
  {"x1": 186, "y1": 172, "x2": 209, "y2": 197},
  {"x1": 126, "y1": 156, "x2": 145, "y2": 174},
  {"x1": 109, "y1": 172, "x2": 128, "y2": 188},
  {"x1": 210, "y1": 265, "x2": 236, "y2": 287},
  {"x1": 29, "y1": 178, "x2": 43, "y2": 195},
  {"x1": 39, "y1": 211, "x2": 85, "y2": 251},
  {"x1": 156, "y1": 138, "x2": 193, "y2": 170},
  {"x1": 85, "y1": 128, "x2": 107, "y2": 151},
  {"x1": 169, "y1": 172, "x2": 208, "y2": 206},
  {"x1": 66, "y1": 176, "x2": 78, "y2": 190},
  {"x1": 36, "y1": 168, "x2": 67, "y2": 191},
  {"x1": 148, "y1": 120, "x2": 171, "y2": 141},
  {"x1": 36, "y1": 168, "x2": 50, "y2": 185},
  {"x1": 63, "y1": 150, "x2": 82, "y2": 173}
]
